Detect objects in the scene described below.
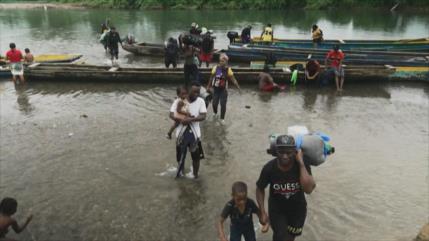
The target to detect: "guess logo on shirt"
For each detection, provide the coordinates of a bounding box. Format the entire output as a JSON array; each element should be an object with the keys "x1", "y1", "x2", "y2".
[{"x1": 272, "y1": 182, "x2": 301, "y2": 199}]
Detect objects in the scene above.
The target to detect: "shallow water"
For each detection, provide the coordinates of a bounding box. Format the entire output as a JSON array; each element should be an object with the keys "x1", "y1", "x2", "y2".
[
  {"x1": 1, "y1": 7, "x2": 429, "y2": 241},
  {"x1": 1, "y1": 8, "x2": 428, "y2": 66},
  {"x1": 0, "y1": 80, "x2": 428, "y2": 240}
]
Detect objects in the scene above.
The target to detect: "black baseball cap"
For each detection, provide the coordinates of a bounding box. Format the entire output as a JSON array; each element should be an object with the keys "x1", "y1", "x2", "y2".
[{"x1": 275, "y1": 135, "x2": 296, "y2": 148}]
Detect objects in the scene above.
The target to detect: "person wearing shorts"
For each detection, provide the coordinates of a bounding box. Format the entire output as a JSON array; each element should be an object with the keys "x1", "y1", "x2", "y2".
[
  {"x1": 5, "y1": 43, "x2": 24, "y2": 84},
  {"x1": 325, "y1": 45, "x2": 345, "y2": 91},
  {"x1": 256, "y1": 135, "x2": 316, "y2": 241}
]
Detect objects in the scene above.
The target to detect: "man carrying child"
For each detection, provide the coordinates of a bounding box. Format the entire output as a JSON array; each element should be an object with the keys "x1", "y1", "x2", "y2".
[{"x1": 169, "y1": 82, "x2": 207, "y2": 179}]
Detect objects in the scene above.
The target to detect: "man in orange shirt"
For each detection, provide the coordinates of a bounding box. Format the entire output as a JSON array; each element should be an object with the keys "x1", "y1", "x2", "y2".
[{"x1": 325, "y1": 45, "x2": 345, "y2": 91}]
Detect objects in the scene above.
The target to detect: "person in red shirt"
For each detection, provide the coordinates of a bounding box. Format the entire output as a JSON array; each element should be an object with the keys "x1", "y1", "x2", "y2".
[
  {"x1": 5, "y1": 43, "x2": 24, "y2": 84},
  {"x1": 325, "y1": 45, "x2": 345, "y2": 91}
]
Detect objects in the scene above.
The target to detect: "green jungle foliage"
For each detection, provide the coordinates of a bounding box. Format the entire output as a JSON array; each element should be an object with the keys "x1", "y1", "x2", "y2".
[{"x1": 6, "y1": 0, "x2": 429, "y2": 9}]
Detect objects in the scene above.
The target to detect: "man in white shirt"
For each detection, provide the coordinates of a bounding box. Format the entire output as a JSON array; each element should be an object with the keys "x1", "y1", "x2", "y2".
[{"x1": 169, "y1": 82, "x2": 207, "y2": 178}]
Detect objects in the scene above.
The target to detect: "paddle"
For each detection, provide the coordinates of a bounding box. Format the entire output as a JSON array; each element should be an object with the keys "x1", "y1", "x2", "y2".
[{"x1": 395, "y1": 38, "x2": 429, "y2": 44}]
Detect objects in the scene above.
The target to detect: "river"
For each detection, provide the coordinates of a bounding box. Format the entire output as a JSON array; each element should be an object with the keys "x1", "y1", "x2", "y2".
[{"x1": 0, "y1": 8, "x2": 428, "y2": 241}]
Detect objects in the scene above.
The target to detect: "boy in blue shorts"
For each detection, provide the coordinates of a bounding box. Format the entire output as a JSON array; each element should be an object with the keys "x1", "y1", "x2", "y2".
[{"x1": 217, "y1": 181, "x2": 268, "y2": 241}]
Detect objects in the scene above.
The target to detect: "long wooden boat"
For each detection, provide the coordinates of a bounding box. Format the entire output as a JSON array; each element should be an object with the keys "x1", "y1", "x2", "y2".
[
  {"x1": 122, "y1": 42, "x2": 222, "y2": 62},
  {"x1": 230, "y1": 43, "x2": 429, "y2": 57},
  {"x1": 225, "y1": 45, "x2": 429, "y2": 66},
  {"x1": 122, "y1": 42, "x2": 166, "y2": 56},
  {"x1": 0, "y1": 54, "x2": 83, "y2": 78},
  {"x1": 21, "y1": 63, "x2": 427, "y2": 83},
  {"x1": 251, "y1": 60, "x2": 429, "y2": 82},
  {"x1": 247, "y1": 37, "x2": 429, "y2": 52}
]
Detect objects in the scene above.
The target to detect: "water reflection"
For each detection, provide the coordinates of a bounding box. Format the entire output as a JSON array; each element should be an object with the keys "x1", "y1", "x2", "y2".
[{"x1": 14, "y1": 83, "x2": 35, "y2": 115}]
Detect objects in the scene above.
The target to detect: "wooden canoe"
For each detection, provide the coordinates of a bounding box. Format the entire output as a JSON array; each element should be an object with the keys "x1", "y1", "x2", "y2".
[
  {"x1": 122, "y1": 42, "x2": 166, "y2": 56},
  {"x1": 23, "y1": 63, "x2": 418, "y2": 83},
  {"x1": 246, "y1": 37, "x2": 429, "y2": 52},
  {"x1": 225, "y1": 45, "x2": 429, "y2": 66},
  {"x1": 0, "y1": 54, "x2": 83, "y2": 78}
]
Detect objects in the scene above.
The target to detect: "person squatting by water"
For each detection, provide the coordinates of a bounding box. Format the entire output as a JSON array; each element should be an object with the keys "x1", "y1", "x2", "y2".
[
  {"x1": 165, "y1": 37, "x2": 180, "y2": 68},
  {"x1": 256, "y1": 135, "x2": 316, "y2": 241},
  {"x1": 305, "y1": 59, "x2": 321, "y2": 85},
  {"x1": 217, "y1": 181, "x2": 269, "y2": 241},
  {"x1": 206, "y1": 54, "x2": 240, "y2": 123},
  {"x1": 107, "y1": 26, "x2": 123, "y2": 65},
  {"x1": 0, "y1": 197, "x2": 33, "y2": 240},
  {"x1": 167, "y1": 86, "x2": 190, "y2": 139},
  {"x1": 325, "y1": 44, "x2": 345, "y2": 91},
  {"x1": 169, "y1": 82, "x2": 207, "y2": 179},
  {"x1": 5, "y1": 43, "x2": 25, "y2": 84}
]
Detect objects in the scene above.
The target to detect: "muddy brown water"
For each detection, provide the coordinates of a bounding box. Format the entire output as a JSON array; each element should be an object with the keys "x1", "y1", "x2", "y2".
[{"x1": 1, "y1": 8, "x2": 428, "y2": 241}]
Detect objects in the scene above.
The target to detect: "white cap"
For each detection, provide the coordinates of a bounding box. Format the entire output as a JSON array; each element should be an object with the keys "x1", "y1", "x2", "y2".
[
  {"x1": 191, "y1": 22, "x2": 198, "y2": 28},
  {"x1": 201, "y1": 27, "x2": 208, "y2": 34}
]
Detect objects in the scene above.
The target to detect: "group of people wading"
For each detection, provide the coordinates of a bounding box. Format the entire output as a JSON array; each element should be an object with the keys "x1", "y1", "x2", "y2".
[
  {"x1": 165, "y1": 25, "x2": 317, "y2": 241},
  {"x1": 167, "y1": 84, "x2": 316, "y2": 241},
  {"x1": 0, "y1": 22, "x2": 336, "y2": 241}
]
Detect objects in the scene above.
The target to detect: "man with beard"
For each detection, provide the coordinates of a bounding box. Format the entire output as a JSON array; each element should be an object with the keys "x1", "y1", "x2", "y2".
[{"x1": 256, "y1": 135, "x2": 316, "y2": 241}]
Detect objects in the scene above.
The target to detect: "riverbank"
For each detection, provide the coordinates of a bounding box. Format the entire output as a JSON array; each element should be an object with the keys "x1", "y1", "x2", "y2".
[
  {"x1": 1, "y1": 1, "x2": 429, "y2": 10},
  {"x1": 0, "y1": 3, "x2": 84, "y2": 9}
]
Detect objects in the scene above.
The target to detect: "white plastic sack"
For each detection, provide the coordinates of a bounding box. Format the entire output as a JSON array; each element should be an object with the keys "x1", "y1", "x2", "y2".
[{"x1": 287, "y1": 125, "x2": 309, "y2": 137}]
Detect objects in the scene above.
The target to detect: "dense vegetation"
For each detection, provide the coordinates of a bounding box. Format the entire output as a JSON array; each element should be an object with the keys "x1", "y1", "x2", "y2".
[{"x1": 6, "y1": 0, "x2": 429, "y2": 9}]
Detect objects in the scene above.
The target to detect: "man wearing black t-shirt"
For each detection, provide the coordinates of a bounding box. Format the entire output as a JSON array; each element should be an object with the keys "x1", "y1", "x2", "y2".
[{"x1": 256, "y1": 135, "x2": 316, "y2": 241}]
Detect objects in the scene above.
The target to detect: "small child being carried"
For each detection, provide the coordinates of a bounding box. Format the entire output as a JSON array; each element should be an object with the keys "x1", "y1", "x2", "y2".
[
  {"x1": 167, "y1": 86, "x2": 191, "y2": 139},
  {"x1": 217, "y1": 181, "x2": 269, "y2": 241},
  {"x1": 0, "y1": 197, "x2": 33, "y2": 240}
]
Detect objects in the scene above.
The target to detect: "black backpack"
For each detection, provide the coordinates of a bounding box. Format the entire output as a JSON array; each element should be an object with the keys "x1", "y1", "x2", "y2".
[
  {"x1": 166, "y1": 39, "x2": 178, "y2": 57},
  {"x1": 201, "y1": 35, "x2": 213, "y2": 53}
]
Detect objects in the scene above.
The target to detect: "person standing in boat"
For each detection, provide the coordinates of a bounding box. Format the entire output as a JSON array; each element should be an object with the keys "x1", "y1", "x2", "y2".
[
  {"x1": 199, "y1": 28, "x2": 214, "y2": 68},
  {"x1": 206, "y1": 54, "x2": 240, "y2": 124},
  {"x1": 311, "y1": 24, "x2": 323, "y2": 48},
  {"x1": 182, "y1": 35, "x2": 200, "y2": 87},
  {"x1": 5, "y1": 43, "x2": 25, "y2": 84},
  {"x1": 169, "y1": 82, "x2": 207, "y2": 179},
  {"x1": 260, "y1": 23, "x2": 274, "y2": 44},
  {"x1": 241, "y1": 25, "x2": 252, "y2": 44},
  {"x1": 165, "y1": 37, "x2": 180, "y2": 68},
  {"x1": 106, "y1": 27, "x2": 123, "y2": 65},
  {"x1": 325, "y1": 45, "x2": 345, "y2": 91}
]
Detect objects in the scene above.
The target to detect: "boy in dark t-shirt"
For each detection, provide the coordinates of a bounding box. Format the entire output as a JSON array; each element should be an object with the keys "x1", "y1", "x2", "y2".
[
  {"x1": 218, "y1": 181, "x2": 268, "y2": 241},
  {"x1": 256, "y1": 135, "x2": 316, "y2": 241}
]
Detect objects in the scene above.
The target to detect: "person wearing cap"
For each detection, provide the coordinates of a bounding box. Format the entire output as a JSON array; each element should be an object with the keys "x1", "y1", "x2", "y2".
[
  {"x1": 199, "y1": 27, "x2": 214, "y2": 68},
  {"x1": 241, "y1": 25, "x2": 252, "y2": 44},
  {"x1": 325, "y1": 44, "x2": 345, "y2": 91},
  {"x1": 256, "y1": 135, "x2": 316, "y2": 241},
  {"x1": 206, "y1": 53, "x2": 240, "y2": 124},
  {"x1": 190, "y1": 22, "x2": 202, "y2": 35}
]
